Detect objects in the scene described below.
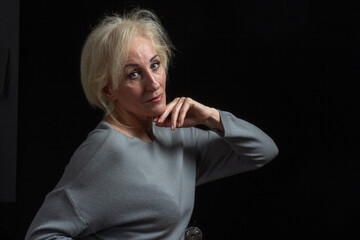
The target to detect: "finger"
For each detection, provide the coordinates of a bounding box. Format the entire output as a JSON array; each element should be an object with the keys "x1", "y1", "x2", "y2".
[
  {"x1": 178, "y1": 98, "x2": 192, "y2": 127},
  {"x1": 158, "y1": 98, "x2": 179, "y2": 123},
  {"x1": 171, "y1": 97, "x2": 185, "y2": 130},
  {"x1": 156, "y1": 119, "x2": 172, "y2": 128}
]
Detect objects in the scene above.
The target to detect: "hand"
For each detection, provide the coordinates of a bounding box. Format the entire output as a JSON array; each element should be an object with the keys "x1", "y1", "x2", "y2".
[{"x1": 154, "y1": 97, "x2": 224, "y2": 132}]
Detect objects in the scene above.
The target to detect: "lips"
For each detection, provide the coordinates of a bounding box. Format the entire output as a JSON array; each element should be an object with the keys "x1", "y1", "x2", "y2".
[{"x1": 147, "y1": 93, "x2": 163, "y2": 103}]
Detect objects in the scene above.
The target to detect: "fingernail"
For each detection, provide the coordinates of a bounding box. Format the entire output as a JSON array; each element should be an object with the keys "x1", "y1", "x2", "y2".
[{"x1": 153, "y1": 117, "x2": 159, "y2": 122}]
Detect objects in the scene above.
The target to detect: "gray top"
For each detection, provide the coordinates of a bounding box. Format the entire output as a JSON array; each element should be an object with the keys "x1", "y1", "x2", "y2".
[{"x1": 25, "y1": 110, "x2": 278, "y2": 240}]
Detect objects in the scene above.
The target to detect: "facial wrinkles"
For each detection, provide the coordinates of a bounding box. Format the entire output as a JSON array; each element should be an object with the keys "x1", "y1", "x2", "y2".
[
  {"x1": 127, "y1": 39, "x2": 153, "y2": 69},
  {"x1": 125, "y1": 38, "x2": 165, "y2": 88},
  {"x1": 122, "y1": 38, "x2": 164, "y2": 101}
]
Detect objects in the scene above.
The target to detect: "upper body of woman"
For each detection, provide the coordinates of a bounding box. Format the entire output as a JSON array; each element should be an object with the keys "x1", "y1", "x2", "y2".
[{"x1": 25, "y1": 9, "x2": 278, "y2": 240}]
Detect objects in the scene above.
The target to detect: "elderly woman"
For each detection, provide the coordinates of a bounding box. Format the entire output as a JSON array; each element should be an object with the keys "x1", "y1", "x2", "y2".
[{"x1": 25, "y1": 9, "x2": 278, "y2": 240}]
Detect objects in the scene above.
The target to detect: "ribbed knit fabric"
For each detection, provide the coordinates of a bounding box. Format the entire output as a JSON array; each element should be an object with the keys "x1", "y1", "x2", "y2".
[{"x1": 25, "y1": 110, "x2": 278, "y2": 240}]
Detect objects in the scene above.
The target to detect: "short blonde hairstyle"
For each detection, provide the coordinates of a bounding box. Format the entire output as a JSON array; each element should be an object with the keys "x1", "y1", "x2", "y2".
[{"x1": 80, "y1": 8, "x2": 173, "y2": 116}]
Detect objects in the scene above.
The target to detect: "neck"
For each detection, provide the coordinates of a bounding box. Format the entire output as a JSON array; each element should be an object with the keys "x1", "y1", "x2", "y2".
[{"x1": 105, "y1": 110, "x2": 154, "y2": 142}]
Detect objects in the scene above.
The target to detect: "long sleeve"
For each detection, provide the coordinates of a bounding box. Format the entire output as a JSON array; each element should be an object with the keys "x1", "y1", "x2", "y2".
[
  {"x1": 25, "y1": 112, "x2": 278, "y2": 239},
  {"x1": 195, "y1": 110, "x2": 278, "y2": 186},
  {"x1": 25, "y1": 187, "x2": 90, "y2": 240}
]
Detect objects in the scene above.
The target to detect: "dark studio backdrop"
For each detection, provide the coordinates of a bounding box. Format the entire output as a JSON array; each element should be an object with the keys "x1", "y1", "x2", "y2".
[{"x1": 0, "y1": 0, "x2": 359, "y2": 239}]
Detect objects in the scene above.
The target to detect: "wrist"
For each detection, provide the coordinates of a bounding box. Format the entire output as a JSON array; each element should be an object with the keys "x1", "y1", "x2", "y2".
[{"x1": 204, "y1": 108, "x2": 224, "y2": 132}]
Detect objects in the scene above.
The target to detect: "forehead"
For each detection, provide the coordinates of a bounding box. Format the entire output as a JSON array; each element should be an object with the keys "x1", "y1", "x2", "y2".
[{"x1": 127, "y1": 36, "x2": 157, "y2": 62}]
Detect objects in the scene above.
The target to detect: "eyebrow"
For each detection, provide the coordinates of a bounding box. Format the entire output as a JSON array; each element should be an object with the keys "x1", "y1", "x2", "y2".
[{"x1": 124, "y1": 55, "x2": 159, "y2": 68}]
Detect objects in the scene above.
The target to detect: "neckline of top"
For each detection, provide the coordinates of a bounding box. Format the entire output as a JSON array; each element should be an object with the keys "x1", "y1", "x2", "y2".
[{"x1": 100, "y1": 120, "x2": 158, "y2": 144}]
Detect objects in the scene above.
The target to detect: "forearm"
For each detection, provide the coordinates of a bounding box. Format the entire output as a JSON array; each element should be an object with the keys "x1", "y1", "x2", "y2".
[
  {"x1": 195, "y1": 110, "x2": 278, "y2": 185},
  {"x1": 203, "y1": 108, "x2": 224, "y2": 133},
  {"x1": 219, "y1": 110, "x2": 278, "y2": 163}
]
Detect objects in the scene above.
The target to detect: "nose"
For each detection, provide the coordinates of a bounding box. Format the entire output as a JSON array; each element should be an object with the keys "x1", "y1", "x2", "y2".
[{"x1": 144, "y1": 71, "x2": 160, "y2": 91}]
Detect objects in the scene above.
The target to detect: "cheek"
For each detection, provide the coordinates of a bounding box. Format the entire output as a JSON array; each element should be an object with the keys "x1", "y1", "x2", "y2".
[
  {"x1": 158, "y1": 98, "x2": 167, "y2": 112},
  {"x1": 120, "y1": 86, "x2": 143, "y2": 103},
  {"x1": 159, "y1": 69, "x2": 167, "y2": 87}
]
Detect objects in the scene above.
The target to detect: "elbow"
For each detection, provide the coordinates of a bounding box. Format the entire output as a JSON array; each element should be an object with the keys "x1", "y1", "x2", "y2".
[
  {"x1": 261, "y1": 138, "x2": 279, "y2": 164},
  {"x1": 268, "y1": 142, "x2": 279, "y2": 161},
  {"x1": 251, "y1": 138, "x2": 278, "y2": 168}
]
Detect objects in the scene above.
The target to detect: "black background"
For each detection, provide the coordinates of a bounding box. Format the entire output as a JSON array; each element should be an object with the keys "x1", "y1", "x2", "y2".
[{"x1": 13, "y1": 0, "x2": 360, "y2": 239}]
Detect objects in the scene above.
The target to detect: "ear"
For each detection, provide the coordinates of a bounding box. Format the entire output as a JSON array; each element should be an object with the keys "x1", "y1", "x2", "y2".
[{"x1": 102, "y1": 84, "x2": 117, "y2": 101}]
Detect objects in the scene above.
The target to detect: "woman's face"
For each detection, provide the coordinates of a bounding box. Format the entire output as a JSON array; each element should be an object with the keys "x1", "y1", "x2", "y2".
[{"x1": 109, "y1": 36, "x2": 167, "y2": 120}]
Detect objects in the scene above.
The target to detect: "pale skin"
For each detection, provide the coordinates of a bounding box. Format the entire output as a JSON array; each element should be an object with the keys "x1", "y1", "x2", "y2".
[{"x1": 103, "y1": 36, "x2": 224, "y2": 142}]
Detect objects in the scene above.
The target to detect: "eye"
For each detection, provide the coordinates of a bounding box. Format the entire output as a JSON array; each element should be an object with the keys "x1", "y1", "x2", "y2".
[
  {"x1": 151, "y1": 61, "x2": 160, "y2": 70},
  {"x1": 128, "y1": 71, "x2": 139, "y2": 79}
]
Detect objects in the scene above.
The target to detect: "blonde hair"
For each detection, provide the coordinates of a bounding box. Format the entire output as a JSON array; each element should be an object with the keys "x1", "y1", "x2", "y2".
[{"x1": 80, "y1": 8, "x2": 173, "y2": 120}]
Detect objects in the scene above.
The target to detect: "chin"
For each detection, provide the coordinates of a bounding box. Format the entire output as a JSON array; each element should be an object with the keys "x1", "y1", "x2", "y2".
[{"x1": 150, "y1": 104, "x2": 166, "y2": 117}]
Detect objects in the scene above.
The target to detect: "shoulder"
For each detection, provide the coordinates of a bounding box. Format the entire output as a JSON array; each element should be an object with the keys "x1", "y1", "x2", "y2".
[
  {"x1": 55, "y1": 120, "x2": 117, "y2": 188},
  {"x1": 76, "y1": 121, "x2": 115, "y2": 156}
]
